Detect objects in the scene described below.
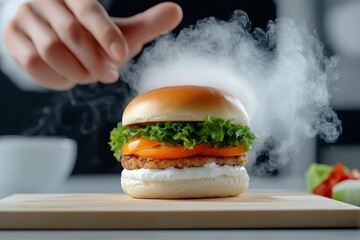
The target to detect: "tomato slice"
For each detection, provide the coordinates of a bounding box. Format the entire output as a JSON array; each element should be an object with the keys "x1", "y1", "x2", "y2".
[
  {"x1": 132, "y1": 144, "x2": 209, "y2": 159},
  {"x1": 204, "y1": 145, "x2": 245, "y2": 157},
  {"x1": 122, "y1": 138, "x2": 160, "y2": 155},
  {"x1": 122, "y1": 138, "x2": 246, "y2": 159}
]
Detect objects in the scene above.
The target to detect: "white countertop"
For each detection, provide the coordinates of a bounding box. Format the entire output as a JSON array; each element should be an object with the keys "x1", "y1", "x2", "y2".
[{"x1": 0, "y1": 174, "x2": 359, "y2": 240}]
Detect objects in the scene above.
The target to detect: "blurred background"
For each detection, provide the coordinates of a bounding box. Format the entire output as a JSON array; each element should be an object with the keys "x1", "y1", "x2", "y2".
[
  {"x1": 0, "y1": 0, "x2": 359, "y2": 178},
  {"x1": 277, "y1": 0, "x2": 360, "y2": 176}
]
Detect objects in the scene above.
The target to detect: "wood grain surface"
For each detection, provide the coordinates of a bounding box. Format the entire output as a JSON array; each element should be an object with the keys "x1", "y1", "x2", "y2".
[{"x1": 0, "y1": 193, "x2": 359, "y2": 229}]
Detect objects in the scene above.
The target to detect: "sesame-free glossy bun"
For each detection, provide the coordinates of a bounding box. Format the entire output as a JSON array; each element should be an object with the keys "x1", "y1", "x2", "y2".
[
  {"x1": 122, "y1": 85, "x2": 249, "y2": 126},
  {"x1": 121, "y1": 173, "x2": 249, "y2": 199}
]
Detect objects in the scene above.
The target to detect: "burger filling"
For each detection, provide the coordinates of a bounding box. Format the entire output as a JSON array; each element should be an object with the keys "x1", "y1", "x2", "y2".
[
  {"x1": 121, "y1": 155, "x2": 248, "y2": 170},
  {"x1": 109, "y1": 117, "x2": 256, "y2": 169}
]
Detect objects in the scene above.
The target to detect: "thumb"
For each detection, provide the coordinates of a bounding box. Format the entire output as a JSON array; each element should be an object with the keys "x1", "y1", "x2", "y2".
[{"x1": 112, "y1": 2, "x2": 183, "y2": 56}]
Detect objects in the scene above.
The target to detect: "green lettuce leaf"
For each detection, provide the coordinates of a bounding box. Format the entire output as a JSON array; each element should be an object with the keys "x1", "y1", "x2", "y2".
[{"x1": 109, "y1": 116, "x2": 256, "y2": 161}]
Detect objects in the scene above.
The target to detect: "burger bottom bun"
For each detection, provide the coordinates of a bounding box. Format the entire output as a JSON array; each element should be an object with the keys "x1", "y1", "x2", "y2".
[{"x1": 121, "y1": 174, "x2": 249, "y2": 199}]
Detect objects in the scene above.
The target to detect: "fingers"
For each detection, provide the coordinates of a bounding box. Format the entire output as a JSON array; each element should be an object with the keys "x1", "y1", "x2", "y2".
[
  {"x1": 31, "y1": 0, "x2": 119, "y2": 84},
  {"x1": 113, "y1": 2, "x2": 183, "y2": 56},
  {"x1": 64, "y1": 0, "x2": 129, "y2": 61},
  {"x1": 3, "y1": 21, "x2": 75, "y2": 90},
  {"x1": 16, "y1": 2, "x2": 91, "y2": 85},
  {"x1": 3, "y1": 0, "x2": 182, "y2": 90}
]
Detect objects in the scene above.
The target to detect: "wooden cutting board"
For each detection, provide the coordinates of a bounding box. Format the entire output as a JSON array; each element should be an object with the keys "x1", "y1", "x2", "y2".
[{"x1": 0, "y1": 193, "x2": 359, "y2": 229}]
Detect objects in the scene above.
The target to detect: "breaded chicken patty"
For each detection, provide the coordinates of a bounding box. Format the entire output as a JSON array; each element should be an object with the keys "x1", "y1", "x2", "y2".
[{"x1": 121, "y1": 154, "x2": 248, "y2": 170}]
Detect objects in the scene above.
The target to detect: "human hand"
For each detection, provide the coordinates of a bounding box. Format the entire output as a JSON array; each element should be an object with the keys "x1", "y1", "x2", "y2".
[{"x1": 3, "y1": 0, "x2": 182, "y2": 90}]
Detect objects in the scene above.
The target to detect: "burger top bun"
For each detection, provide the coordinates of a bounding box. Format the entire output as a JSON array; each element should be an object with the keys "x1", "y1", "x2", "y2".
[{"x1": 122, "y1": 85, "x2": 249, "y2": 126}]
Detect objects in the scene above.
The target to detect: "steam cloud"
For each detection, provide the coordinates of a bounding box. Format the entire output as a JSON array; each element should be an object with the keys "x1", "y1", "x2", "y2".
[
  {"x1": 121, "y1": 11, "x2": 342, "y2": 174},
  {"x1": 27, "y1": 10, "x2": 342, "y2": 175}
]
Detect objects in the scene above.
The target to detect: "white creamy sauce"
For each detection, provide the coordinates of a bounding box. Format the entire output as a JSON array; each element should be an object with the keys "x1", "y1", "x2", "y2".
[{"x1": 121, "y1": 162, "x2": 247, "y2": 181}]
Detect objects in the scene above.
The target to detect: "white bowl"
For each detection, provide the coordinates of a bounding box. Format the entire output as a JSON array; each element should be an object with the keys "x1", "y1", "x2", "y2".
[{"x1": 0, "y1": 136, "x2": 77, "y2": 198}]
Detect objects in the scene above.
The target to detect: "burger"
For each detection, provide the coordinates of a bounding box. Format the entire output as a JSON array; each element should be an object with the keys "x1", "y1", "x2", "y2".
[{"x1": 109, "y1": 85, "x2": 256, "y2": 198}]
